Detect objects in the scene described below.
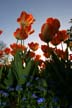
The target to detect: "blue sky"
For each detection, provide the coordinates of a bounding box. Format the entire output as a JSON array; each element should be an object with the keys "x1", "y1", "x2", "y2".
[{"x1": 0, "y1": 0, "x2": 72, "y2": 47}]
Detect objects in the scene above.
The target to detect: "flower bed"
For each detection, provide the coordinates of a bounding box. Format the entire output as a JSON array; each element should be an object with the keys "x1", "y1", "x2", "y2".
[{"x1": 0, "y1": 11, "x2": 72, "y2": 108}]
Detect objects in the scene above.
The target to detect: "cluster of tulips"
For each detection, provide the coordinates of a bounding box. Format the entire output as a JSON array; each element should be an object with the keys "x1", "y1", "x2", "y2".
[
  {"x1": 0, "y1": 11, "x2": 71, "y2": 67},
  {"x1": 0, "y1": 11, "x2": 72, "y2": 107}
]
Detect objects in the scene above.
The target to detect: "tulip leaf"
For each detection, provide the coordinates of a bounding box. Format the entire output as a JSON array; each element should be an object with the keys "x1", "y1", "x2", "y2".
[
  {"x1": 4, "y1": 68, "x2": 14, "y2": 87},
  {"x1": 12, "y1": 50, "x2": 34, "y2": 85},
  {"x1": 18, "y1": 59, "x2": 33, "y2": 85},
  {"x1": 0, "y1": 67, "x2": 3, "y2": 79}
]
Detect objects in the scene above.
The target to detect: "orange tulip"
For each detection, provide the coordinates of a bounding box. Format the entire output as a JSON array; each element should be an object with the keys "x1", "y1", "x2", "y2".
[
  {"x1": 46, "y1": 17, "x2": 60, "y2": 32},
  {"x1": 14, "y1": 11, "x2": 35, "y2": 40},
  {"x1": 43, "y1": 52, "x2": 50, "y2": 58},
  {"x1": 51, "y1": 33, "x2": 61, "y2": 46},
  {"x1": 39, "y1": 23, "x2": 54, "y2": 43},
  {"x1": 17, "y1": 11, "x2": 35, "y2": 28},
  {"x1": 0, "y1": 50, "x2": 3, "y2": 57},
  {"x1": 55, "y1": 49, "x2": 67, "y2": 60},
  {"x1": 46, "y1": 17, "x2": 54, "y2": 24},
  {"x1": 51, "y1": 30, "x2": 69, "y2": 46},
  {"x1": 13, "y1": 28, "x2": 28, "y2": 40},
  {"x1": 53, "y1": 18, "x2": 60, "y2": 33},
  {"x1": 17, "y1": 44, "x2": 27, "y2": 51},
  {"x1": 41, "y1": 45, "x2": 49, "y2": 53},
  {"x1": 26, "y1": 51, "x2": 35, "y2": 58},
  {"x1": 10, "y1": 43, "x2": 18, "y2": 51},
  {"x1": 10, "y1": 43, "x2": 26, "y2": 55},
  {"x1": 28, "y1": 42, "x2": 39, "y2": 51},
  {"x1": 0, "y1": 30, "x2": 3, "y2": 35},
  {"x1": 4, "y1": 48, "x2": 11, "y2": 54},
  {"x1": 41, "y1": 45, "x2": 53, "y2": 53},
  {"x1": 39, "y1": 17, "x2": 60, "y2": 43},
  {"x1": 34, "y1": 54, "x2": 41, "y2": 62},
  {"x1": 70, "y1": 54, "x2": 72, "y2": 60},
  {"x1": 57, "y1": 30, "x2": 69, "y2": 42}
]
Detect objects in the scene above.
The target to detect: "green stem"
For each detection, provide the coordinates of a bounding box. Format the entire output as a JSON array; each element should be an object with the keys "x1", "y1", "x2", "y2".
[
  {"x1": 22, "y1": 40, "x2": 24, "y2": 46},
  {"x1": 20, "y1": 40, "x2": 22, "y2": 51},
  {"x1": 17, "y1": 39, "x2": 18, "y2": 44},
  {"x1": 61, "y1": 42, "x2": 63, "y2": 51}
]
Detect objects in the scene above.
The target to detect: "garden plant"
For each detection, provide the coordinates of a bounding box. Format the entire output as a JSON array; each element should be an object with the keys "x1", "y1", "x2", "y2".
[{"x1": 0, "y1": 11, "x2": 72, "y2": 108}]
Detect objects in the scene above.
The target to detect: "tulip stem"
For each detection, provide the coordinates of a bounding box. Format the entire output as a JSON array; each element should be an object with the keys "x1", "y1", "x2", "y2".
[{"x1": 61, "y1": 42, "x2": 63, "y2": 51}]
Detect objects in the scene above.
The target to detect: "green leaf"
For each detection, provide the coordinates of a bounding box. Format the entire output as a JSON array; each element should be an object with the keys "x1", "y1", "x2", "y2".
[
  {"x1": 14, "y1": 50, "x2": 24, "y2": 73},
  {"x1": 18, "y1": 59, "x2": 33, "y2": 85},
  {"x1": 0, "y1": 66, "x2": 3, "y2": 79},
  {"x1": 4, "y1": 68, "x2": 13, "y2": 87},
  {"x1": 13, "y1": 50, "x2": 32, "y2": 84}
]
